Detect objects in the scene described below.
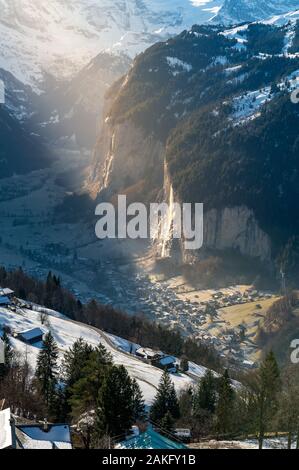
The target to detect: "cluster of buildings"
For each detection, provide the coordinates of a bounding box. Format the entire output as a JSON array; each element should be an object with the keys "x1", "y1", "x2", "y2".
[{"x1": 135, "y1": 348, "x2": 177, "y2": 373}]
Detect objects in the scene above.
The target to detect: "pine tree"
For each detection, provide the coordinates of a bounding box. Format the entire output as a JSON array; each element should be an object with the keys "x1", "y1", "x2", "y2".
[
  {"x1": 215, "y1": 370, "x2": 235, "y2": 437},
  {"x1": 0, "y1": 331, "x2": 13, "y2": 379},
  {"x1": 3, "y1": 331, "x2": 13, "y2": 366},
  {"x1": 255, "y1": 351, "x2": 281, "y2": 449},
  {"x1": 35, "y1": 332, "x2": 59, "y2": 409},
  {"x1": 160, "y1": 411, "x2": 175, "y2": 435},
  {"x1": 275, "y1": 365, "x2": 299, "y2": 449},
  {"x1": 150, "y1": 370, "x2": 180, "y2": 426},
  {"x1": 62, "y1": 338, "x2": 93, "y2": 387},
  {"x1": 97, "y1": 365, "x2": 135, "y2": 438},
  {"x1": 131, "y1": 378, "x2": 146, "y2": 422},
  {"x1": 70, "y1": 344, "x2": 113, "y2": 417},
  {"x1": 193, "y1": 370, "x2": 216, "y2": 414}
]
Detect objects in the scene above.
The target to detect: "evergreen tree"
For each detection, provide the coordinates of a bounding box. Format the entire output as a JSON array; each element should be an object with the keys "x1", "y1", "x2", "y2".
[
  {"x1": 35, "y1": 332, "x2": 59, "y2": 409},
  {"x1": 275, "y1": 365, "x2": 299, "y2": 449},
  {"x1": 150, "y1": 370, "x2": 180, "y2": 426},
  {"x1": 131, "y1": 378, "x2": 146, "y2": 422},
  {"x1": 215, "y1": 370, "x2": 235, "y2": 437},
  {"x1": 62, "y1": 338, "x2": 93, "y2": 387},
  {"x1": 160, "y1": 411, "x2": 175, "y2": 435},
  {"x1": 0, "y1": 331, "x2": 13, "y2": 378},
  {"x1": 193, "y1": 370, "x2": 216, "y2": 414},
  {"x1": 97, "y1": 365, "x2": 135, "y2": 438},
  {"x1": 70, "y1": 344, "x2": 113, "y2": 417},
  {"x1": 255, "y1": 351, "x2": 281, "y2": 449}
]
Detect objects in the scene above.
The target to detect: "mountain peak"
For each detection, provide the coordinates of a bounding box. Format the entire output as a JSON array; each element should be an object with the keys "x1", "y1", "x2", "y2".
[{"x1": 215, "y1": 0, "x2": 299, "y2": 24}]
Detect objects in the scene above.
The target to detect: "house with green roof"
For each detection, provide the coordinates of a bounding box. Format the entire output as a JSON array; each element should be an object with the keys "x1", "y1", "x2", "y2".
[{"x1": 117, "y1": 428, "x2": 188, "y2": 450}]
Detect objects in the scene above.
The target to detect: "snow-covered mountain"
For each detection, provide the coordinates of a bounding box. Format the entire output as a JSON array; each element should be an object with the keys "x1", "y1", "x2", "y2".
[
  {"x1": 0, "y1": 0, "x2": 224, "y2": 91},
  {"x1": 215, "y1": 0, "x2": 299, "y2": 24}
]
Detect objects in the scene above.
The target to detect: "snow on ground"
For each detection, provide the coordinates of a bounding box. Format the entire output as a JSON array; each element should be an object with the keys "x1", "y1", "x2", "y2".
[
  {"x1": 0, "y1": 304, "x2": 200, "y2": 405},
  {"x1": 231, "y1": 87, "x2": 272, "y2": 124},
  {"x1": 191, "y1": 437, "x2": 296, "y2": 449},
  {"x1": 166, "y1": 57, "x2": 193, "y2": 75},
  {"x1": 0, "y1": 0, "x2": 224, "y2": 90},
  {"x1": 108, "y1": 332, "x2": 211, "y2": 382}
]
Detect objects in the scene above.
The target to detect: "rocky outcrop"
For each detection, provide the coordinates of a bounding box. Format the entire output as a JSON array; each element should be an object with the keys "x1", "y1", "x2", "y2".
[
  {"x1": 203, "y1": 206, "x2": 271, "y2": 261},
  {"x1": 87, "y1": 118, "x2": 165, "y2": 199},
  {"x1": 157, "y1": 165, "x2": 272, "y2": 263}
]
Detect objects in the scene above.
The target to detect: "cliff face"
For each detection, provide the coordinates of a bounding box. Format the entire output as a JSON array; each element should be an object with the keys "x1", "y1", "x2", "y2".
[
  {"x1": 159, "y1": 164, "x2": 272, "y2": 263},
  {"x1": 203, "y1": 206, "x2": 271, "y2": 261},
  {"x1": 87, "y1": 116, "x2": 165, "y2": 200}
]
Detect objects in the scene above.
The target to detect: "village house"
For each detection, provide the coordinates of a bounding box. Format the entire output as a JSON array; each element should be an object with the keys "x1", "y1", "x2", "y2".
[
  {"x1": 15, "y1": 422, "x2": 73, "y2": 449},
  {"x1": 135, "y1": 347, "x2": 161, "y2": 362},
  {"x1": 0, "y1": 288, "x2": 14, "y2": 307},
  {"x1": 0, "y1": 410, "x2": 73, "y2": 449},
  {"x1": 17, "y1": 328, "x2": 44, "y2": 346}
]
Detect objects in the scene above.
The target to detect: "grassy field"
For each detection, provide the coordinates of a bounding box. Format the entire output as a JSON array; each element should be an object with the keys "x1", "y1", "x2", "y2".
[{"x1": 218, "y1": 297, "x2": 280, "y2": 330}]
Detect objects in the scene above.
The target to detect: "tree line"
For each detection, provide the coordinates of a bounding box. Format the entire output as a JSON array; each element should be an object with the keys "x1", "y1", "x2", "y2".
[
  {"x1": 1, "y1": 330, "x2": 298, "y2": 449},
  {"x1": 0, "y1": 266, "x2": 222, "y2": 371}
]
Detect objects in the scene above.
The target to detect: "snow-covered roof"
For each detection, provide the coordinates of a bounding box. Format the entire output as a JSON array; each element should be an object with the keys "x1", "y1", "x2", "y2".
[
  {"x1": 136, "y1": 348, "x2": 161, "y2": 359},
  {"x1": 18, "y1": 328, "x2": 44, "y2": 342},
  {"x1": 117, "y1": 428, "x2": 187, "y2": 450},
  {"x1": 159, "y1": 356, "x2": 176, "y2": 366},
  {"x1": 0, "y1": 288, "x2": 14, "y2": 296},
  {"x1": 16, "y1": 425, "x2": 72, "y2": 449},
  {"x1": 0, "y1": 297, "x2": 10, "y2": 305}
]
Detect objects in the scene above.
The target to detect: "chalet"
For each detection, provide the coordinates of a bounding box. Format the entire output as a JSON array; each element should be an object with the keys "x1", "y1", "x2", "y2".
[
  {"x1": 15, "y1": 423, "x2": 72, "y2": 449},
  {"x1": 1, "y1": 410, "x2": 73, "y2": 449},
  {"x1": 153, "y1": 355, "x2": 177, "y2": 373},
  {"x1": 0, "y1": 296, "x2": 11, "y2": 307},
  {"x1": 17, "y1": 328, "x2": 44, "y2": 345},
  {"x1": 0, "y1": 288, "x2": 14, "y2": 299},
  {"x1": 135, "y1": 348, "x2": 162, "y2": 362}
]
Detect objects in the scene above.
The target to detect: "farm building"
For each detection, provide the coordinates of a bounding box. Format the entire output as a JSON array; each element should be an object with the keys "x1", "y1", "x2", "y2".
[
  {"x1": 135, "y1": 348, "x2": 161, "y2": 362},
  {"x1": 153, "y1": 355, "x2": 177, "y2": 373},
  {"x1": 0, "y1": 288, "x2": 14, "y2": 299},
  {"x1": 0, "y1": 296, "x2": 11, "y2": 307},
  {"x1": 17, "y1": 328, "x2": 44, "y2": 345}
]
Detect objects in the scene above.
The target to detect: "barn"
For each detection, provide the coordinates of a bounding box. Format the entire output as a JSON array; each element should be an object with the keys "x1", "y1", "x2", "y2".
[{"x1": 17, "y1": 328, "x2": 44, "y2": 345}]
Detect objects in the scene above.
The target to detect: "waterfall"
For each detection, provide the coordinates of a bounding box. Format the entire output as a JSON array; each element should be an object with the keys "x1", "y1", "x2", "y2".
[
  {"x1": 102, "y1": 131, "x2": 115, "y2": 190},
  {"x1": 160, "y1": 184, "x2": 175, "y2": 258}
]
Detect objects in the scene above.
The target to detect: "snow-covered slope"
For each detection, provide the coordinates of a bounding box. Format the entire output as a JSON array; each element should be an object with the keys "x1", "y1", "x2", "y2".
[
  {"x1": 0, "y1": 304, "x2": 209, "y2": 404},
  {"x1": 215, "y1": 0, "x2": 299, "y2": 25},
  {"x1": 0, "y1": 0, "x2": 223, "y2": 90}
]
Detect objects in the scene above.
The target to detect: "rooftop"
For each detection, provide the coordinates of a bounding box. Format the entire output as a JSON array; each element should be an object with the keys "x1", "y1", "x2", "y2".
[
  {"x1": 16, "y1": 424, "x2": 72, "y2": 449},
  {"x1": 18, "y1": 328, "x2": 44, "y2": 342},
  {"x1": 118, "y1": 428, "x2": 188, "y2": 450}
]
